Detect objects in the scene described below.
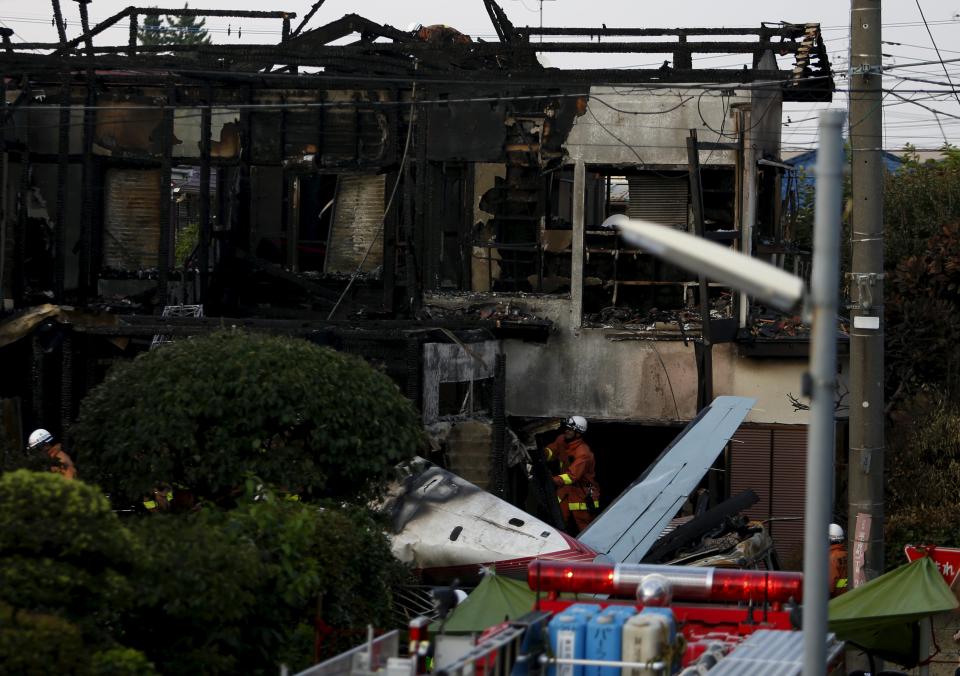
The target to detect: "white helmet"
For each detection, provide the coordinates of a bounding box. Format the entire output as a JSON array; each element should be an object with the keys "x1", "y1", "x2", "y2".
[
  {"x1": 829, "y1": 523, "x2": 845, "y2": 544},
  {"x1": 563, "y1": 416, "x2": 588, "y2": 434},
  {"x1": 28, "y1": 428, "x2": 54, "y2": 450}
]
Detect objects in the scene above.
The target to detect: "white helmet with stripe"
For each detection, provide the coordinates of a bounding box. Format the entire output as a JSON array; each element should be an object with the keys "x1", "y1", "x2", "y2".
[
  {"x1": 28, "y1": 428, "x2": 54, "y2": 450},
  {"x1": 563, "y1": 416, "x2": 588, "y2": 434}
]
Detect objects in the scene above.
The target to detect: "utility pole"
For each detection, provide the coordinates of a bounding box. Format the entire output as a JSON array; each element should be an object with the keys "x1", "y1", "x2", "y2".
[
  {"x1": 537, "y1": 0, "x2": 556, "y2": 43},
  {"x1": 848, "y1": 0, "x2": 885, "y2": 585}
]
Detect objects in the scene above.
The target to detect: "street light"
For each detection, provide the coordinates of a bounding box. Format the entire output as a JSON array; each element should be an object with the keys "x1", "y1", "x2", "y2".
[
  {"x1": 602, "y1": 110, "x2": 845, "y2": 676},
  {"x1": 602, "y1": 213, "x2": 806, "y2": 312}
]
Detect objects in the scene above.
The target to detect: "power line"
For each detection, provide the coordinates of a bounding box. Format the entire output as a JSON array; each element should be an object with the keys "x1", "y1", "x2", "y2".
[{"x1": 914, "y1": 0, "x2": 960, "y2": 110}]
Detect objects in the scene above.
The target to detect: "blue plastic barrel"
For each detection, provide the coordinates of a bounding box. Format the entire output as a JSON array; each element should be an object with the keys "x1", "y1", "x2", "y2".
[
  {"x1": 585, "y1": 612, "x2": 629, "y2": 676},
  {"x1": 548, "y1": 612, "x2": 590, "y2": 676}
]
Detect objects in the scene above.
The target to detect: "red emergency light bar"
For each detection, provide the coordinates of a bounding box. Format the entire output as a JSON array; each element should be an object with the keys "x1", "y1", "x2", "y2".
[{"x1": 528, "y1": 560, "x2": 803, "y2": 605}]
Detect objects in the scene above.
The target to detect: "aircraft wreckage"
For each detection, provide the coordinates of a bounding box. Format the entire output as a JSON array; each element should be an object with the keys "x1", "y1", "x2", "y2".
[{"x1": 380, "y1": 396, "x2": 778, "y2": 583}]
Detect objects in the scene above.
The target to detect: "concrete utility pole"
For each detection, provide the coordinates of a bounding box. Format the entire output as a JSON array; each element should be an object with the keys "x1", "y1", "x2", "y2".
[
  {"x1": 848, "y1": 0, "x2": 885, "y2": 585},
  {"x1": 803, "y1": 110, "x2": 844, "y2": 676}
]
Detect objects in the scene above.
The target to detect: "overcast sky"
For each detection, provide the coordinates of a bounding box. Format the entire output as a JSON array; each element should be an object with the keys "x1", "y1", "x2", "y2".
[{"x1": 4, "y1": 1, "x2": 960, "y2": 151}]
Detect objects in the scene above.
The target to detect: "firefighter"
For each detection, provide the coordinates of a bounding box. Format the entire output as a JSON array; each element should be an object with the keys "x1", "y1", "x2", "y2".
[
  {"x1": 544, "y1": 416, "x2": 599, "y2": 534},
  {"x1": 27, "y1": 428, "x2": 77, "y2": 480},
  {"x1": 828, "y1": 523, "x2": 848, "y2": 597}
]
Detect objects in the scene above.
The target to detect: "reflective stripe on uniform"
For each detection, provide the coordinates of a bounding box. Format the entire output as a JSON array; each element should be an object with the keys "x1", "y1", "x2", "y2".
[
  {"x1": 544, "y1": 448, "x2": 554, "y2": 460},
  {"x1": 836, "y1": 578, "x2": 848, "y2": 589},
  {"x1": 567, "y1": 502, "x2": 589, "y2": 511},
  {"x1": 559, "y1": 473, "x2": 573, "y2": 485}
]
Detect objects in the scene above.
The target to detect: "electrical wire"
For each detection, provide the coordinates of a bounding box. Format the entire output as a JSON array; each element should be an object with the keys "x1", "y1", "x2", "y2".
[{"x1": 914, "y1": 0, "x2": 960, "y2": 111}]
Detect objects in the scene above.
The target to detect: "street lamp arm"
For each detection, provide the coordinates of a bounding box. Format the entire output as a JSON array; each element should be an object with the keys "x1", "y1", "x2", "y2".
[{"x1": 601, "y1": 214, "x2": 806, "y2": 313}]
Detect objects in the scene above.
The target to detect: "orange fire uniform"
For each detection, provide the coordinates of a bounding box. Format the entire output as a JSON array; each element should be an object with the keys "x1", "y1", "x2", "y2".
[
  {"x1": 545, "y1": 434, "x2": 599, "y2": 533},
  {"x1": 47, "y1": 443, "x2": 77, "y2": 480},
  {"x1": 829, "y1": 542, "x2": 848, "y2": 597}
]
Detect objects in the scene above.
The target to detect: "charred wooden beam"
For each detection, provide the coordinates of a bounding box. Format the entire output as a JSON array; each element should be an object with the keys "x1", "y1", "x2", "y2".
[
  {"x1": 157, "y1": 86, "x2": 175, "y2": 308},
  {"x1": 54, "y1": 77, "x2": 70, "y2": 301},
  {"x1": 491, "y1": 352, "x2": 507, "y2": 498},
  {"x1": 291, "y1": 0, "x2": 327, "y2": 39},
  {"x1": 292, "y1": 13, "x2": 412, "y2": 47},
  {"x1": 59, "y1": 328, "x2": 73, "y2": 434},
  {"x1": 128, "y1": 7, "x2": 293, "y2": 18},
  {"x1": 199, "y1": 86, "x2": 212, "y2": 301},
  {"x1": 127, "y1": 13, "x2": 137, "y2": 57},
  {"x1": 522, "y1": 26, "x2": 803, "y2": 37},
  {"x1": 51, "y1": 0, "x2": 69, "y2": 44},
  {"x1": 0, "y1": 58, "x2": 818, "y2": 92},
  {"x1": 236, "y1": 85, "x2": 253, "y2": 253},
  {"x1": 14, "y1": 134, "x2": 29, "y2": 304}
]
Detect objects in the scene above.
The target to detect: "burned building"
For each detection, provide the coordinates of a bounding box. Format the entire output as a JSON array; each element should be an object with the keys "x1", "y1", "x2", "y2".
[{"x1": 0, "y1": 2, "x2": 840, "y2": 565}]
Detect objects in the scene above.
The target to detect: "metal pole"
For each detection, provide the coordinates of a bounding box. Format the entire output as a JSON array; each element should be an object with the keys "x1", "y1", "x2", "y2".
[
  {"x1": 802, "y1": 110, "x2": 844, "y2": 676},
  {"x1": 848, "y1": 0, "x2": 885, "y2": 586},
  {"x1": 687, "y1": 131, "x2": 714, "y2": 413}
]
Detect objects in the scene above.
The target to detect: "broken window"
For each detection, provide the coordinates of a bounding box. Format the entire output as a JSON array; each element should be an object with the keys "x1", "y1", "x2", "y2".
[
  {"x1": 437, "y1": 379, "x2": 494, "y2": 418},
  {"x1": 250, "y1": 169, "x2": 381, "y2": 274},
  {"x1": 581, "y1": 166, "x2": 739, "y2": 327},
  {"x1": 469, "y1": 164, "x2": 573, "y2": 294},
  {"x1": 170, "y1": 165, "x2": 221, "y2": 271}
]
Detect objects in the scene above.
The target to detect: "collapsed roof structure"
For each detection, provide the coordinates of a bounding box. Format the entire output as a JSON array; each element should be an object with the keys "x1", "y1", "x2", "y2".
[{"x1": 0, "y1": 0, "x2": 838, "y2": 565}]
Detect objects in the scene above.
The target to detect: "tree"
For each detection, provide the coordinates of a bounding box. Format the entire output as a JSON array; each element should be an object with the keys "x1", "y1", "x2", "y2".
[
  {"x1": 137, "y1": 4, "x2": 211, "y2": 46},
  {"x1": 121, "y1": 513, "x2": 265, "y2": 675},
  {"x1": 71, "y1": 331, "x2": 424, "y2": 507},
  {"x1": 886, "y1": 221, "x2": 960, "y2": 400},
  {"x1": 884, "y1": 389, "x2": 960, "y2": 567},
  {"x1": 120, "y1": 496, "x2": 409, "y2": 674},
  {"x1": 223, "y1": 493, "x2": 411, "y2": 665},
  {"x1": 0, "y1": 470, "x2": 138, "y2": 628},
  {"x1": 0, "y1": 470, "x2": 155, "y2": 675}
]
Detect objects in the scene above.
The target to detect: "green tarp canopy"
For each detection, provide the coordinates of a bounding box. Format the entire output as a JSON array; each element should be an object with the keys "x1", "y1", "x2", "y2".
[
  {"x1": 828, "y1": 556, "x2": 958, "y2": 666},
  {"x1": 432, "y1": 573, "x2": 536, "y2": 634}
]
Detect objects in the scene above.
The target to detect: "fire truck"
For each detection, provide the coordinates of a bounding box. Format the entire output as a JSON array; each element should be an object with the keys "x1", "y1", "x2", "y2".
[{"x1": 295, "y1": 560, "x2": 845, "y2": 676}]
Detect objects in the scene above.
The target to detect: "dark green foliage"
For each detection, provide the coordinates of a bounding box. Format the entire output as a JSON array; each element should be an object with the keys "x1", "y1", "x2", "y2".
[
  {"x1": 885, "y1": 390, "x2": 960, "y2": 567},
  {"x1": 886, "y1": 221, "x2": 960, "y2": 399},
  {"x1": 882, "y1": 154, "x2": 960, "y2": 566},
  {"x1": 886, "y1": 145, "x2": 960, "y2": 264},
  {"x1": 122, "y1": 514, "x2": 264, "y2": 675},
  {"x1": 0, "y1": 604, "x2": 87, "y2": 676},
  {"x1": 0, "y1": 472, "x2": 153, "y2": 675},
  {"x1": 88, "y1": 648, "x2": 158, "y2": 676},
  {"x1": 137, "y1": 4, "x2": 211, "y2": 46},
  {"x1": 0, "y1": 471, "x2": 137, "y2": 629},
  {"x1": 72, "y1": 331, "x2": 423, "y2": 507},
  {"x1": 224, "y1": 493, "x2": 411, "y2": 666},
  {"x1": 121, "y1": 498, "x2": 409, "y2": 674},
  {"x1": 137, "y1": 13, "x2": 165, "y2": 46}
]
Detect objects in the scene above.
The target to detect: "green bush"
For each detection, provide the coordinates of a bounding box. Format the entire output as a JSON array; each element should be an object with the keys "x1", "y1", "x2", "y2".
[
  {"x1": 885, "y1": 390, "x2": 960, "y2": 567},
  {"x1": 71, "y1": 331, "x2": 423, "y2": 507},
  {"x1": 224, "y1": 494, "x2": 411, "y2": 666},
  {"x1": 0, "y1": 470, "x2": 409, "y2": 674},
  {"x1": 88, "y1": 648, "x2": 157, "y2": 676},
  {"x1": 120, "y1": 497, "x2": 409, "y2": 674},
  {"x1": 0, "y1": 603, "x2": 87, "y2": 676},
  {"x1": 0, "y1": 471, "x2": 137, "y2": 629},
  {"x1": 121, "y1": 513, "x2": 264, "y2": 675}
]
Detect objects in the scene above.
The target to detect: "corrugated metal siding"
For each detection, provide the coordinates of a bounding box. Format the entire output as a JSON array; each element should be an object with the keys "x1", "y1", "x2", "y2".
[
  {"x1": 730, "y1": 428, "x2": 773, "y2": 523},
  {"x1": 729, "y1": 425, "x2": 808, "y2": 570},
  {"x1": 103, "y1": 169, "x2": 161, "y2": 269},
  {"x1": 626, "y1": 175, "x2": 688, "y2": 227},
  {"x1": 770, "y1": 428, "x2": 807, "y2": 569},
  {"x1": 324, "y1": 174, "x2": 385, "y2": 273}
]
